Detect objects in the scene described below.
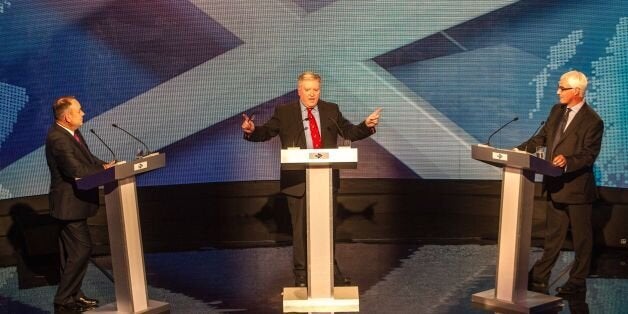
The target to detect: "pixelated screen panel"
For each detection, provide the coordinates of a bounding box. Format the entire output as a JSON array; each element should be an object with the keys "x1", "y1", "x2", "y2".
[{"x1": 0, "y1": 1, "x2": 626, "y2": 199}]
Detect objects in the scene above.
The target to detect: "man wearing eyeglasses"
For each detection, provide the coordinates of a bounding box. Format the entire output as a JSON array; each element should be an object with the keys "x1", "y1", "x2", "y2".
[{"x1": 517, "y1": 70, "x2": 604, "y2": 296}]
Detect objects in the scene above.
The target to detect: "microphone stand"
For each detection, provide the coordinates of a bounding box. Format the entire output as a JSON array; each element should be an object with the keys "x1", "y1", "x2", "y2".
[
  {"x1": 523, "y1": 121, "x2": 545, "y2": 153},
  {"x1": 89, "y1": 129, "x2": 118, "y2": 162},
  {"x1": 486, "y1": 117, "x2": 519, "y2": 146},
  {"x1": 328, "y1": 117, "x2": 350, "y2": 147},
  {"x1": 111, "y1": 123, "x2": 152, "y2": 157}
]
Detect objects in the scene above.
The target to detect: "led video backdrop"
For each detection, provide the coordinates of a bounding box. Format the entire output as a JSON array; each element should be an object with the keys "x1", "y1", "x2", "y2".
[{"x1": 1, "y1": 0, "x2": 626, "y2": 200}]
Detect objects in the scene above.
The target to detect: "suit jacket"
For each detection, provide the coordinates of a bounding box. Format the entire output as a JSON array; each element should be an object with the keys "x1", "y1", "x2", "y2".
[
  {"x1": 246, "y1": 100, "x2": 374, "y2": 196},
  {"x1": 45, "y1": 124, "x2": 106, "y2": 220},
  {"x1": 518, "y1": 103, "x2": 604, "y2": 204}
]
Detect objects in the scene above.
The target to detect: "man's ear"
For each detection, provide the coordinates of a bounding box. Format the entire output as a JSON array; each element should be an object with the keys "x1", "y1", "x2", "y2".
[{"x1": 576, "y1": 87, "x2": 585, "y2": 98}]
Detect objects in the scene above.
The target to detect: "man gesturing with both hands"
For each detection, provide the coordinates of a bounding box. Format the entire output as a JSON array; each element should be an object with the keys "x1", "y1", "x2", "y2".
[{"x1": 242, "y1": 71, "x2": 381, "y2": 287}]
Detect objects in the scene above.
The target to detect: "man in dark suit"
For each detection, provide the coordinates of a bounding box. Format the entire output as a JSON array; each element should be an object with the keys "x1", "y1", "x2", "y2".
[
  {"x1": 45, "y1": 96, "x2": 115, "y2": 313},
  {"x1": 517, "y1": 71, "x2": 604, "y2": 296},
  {"x1": 241, "y1": 71, "x2": 381, "y2": 287}
]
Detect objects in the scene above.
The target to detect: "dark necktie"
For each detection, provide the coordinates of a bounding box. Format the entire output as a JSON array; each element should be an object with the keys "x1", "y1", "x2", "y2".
[
  {"x1": 551, "y1": 107, "x2": 571, "y2": 157},
  {"x1": 73, "y1": 132, "x2": 83, "y2": 145},
  {"x1": 307, "y1": 108, "x2": 321, "y2": 148}
]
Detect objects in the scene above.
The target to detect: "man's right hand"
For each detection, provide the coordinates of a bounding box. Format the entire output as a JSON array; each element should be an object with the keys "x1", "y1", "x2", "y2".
[{"x1": 241, "y1": 113, "x2": 255, "y2": 134}]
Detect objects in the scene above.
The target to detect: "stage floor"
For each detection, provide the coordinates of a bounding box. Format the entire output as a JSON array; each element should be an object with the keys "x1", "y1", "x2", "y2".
[{"x1": 1, "y1": 243, "x2": 627, "y2": 313}]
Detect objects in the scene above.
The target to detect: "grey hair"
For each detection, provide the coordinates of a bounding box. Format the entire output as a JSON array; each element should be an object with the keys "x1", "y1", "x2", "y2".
[
  {"x1": 297, "y1": 71, "x2": 322, "y2": 86},
  {"x1": 561, "y1": 70, "x2": 588, "y2": 95}
]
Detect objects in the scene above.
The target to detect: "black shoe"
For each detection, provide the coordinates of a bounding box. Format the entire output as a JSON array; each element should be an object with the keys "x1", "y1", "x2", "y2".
[
  {"x1": 76, "y1": 296, "x2": 99, "y2": 307},
  {"x1": 334, "y1": 265, "x2": 351, "y2": 287},
  {"x1": 528, "y1": 281, "x2": 549, "y2": 294},
  {"x1": 335, "y1": 276, "x2": 352, "y2": 286},
  {"x1": 556, "y1": 282, "x2": 586, "y2": 295},
  {"x1": 54, "y1": 302, "x2": 86, "y2": 314},
  {"x1": 295, "y1": 274, "x2": 307, "y2": 287}
]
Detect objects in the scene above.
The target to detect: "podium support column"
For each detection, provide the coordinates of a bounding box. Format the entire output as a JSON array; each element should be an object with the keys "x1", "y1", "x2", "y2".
[
  {"x1": 76, "y1": 154, "x2": 169, "y2": 314},
  {"x1": 90, "y1": 177, "x2": 168, "y2": 313},
  {"x1": 470, "y1": 145, "x2": 563, "y2": 312},
  {"x1": 101, "y1": 177, "x2": 148, "y2": 312},
  {"x1": 472, "y1": 166, "x2": 562, "y2": 312},
  {"x1": 281, "y1": 148, "x2": 359, "y2": 312},
  {"x1": 495, "y1": 166, "x2": 535, "y2": 301},
  {"x1": 306, "y1": 166, "x2": 334, "y2": 298}
]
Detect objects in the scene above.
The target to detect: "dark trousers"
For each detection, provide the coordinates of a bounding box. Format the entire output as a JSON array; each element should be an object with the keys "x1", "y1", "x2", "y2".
[
  {"x1": 54, "y1": 219, "x2": 92, "y2": 305},
  {"x1": 531, "y1": 200, "x2": 592, "y2": 286},
  {"x1": 286, "y1": 194, "x2": 342, "y2": 279}
]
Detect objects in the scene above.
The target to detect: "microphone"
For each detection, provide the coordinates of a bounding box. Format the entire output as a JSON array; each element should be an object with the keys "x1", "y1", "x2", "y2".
[
  {"x1": 524, "y1": 120, "x2": 545, "y2": 153},
  {"x1": 292, "y1": 126, "x2": 307, "y2": 148},
  {"x1": 89, "y1": 129, "x2": 118, "y2": 161},
  {"x1": 111, "y1": 123, "x2": 151, "y2": 157},
  {"x1": 328, "y1": 117, "x2": 349, "y2": 147},
  {"x1": 485, "y1": 117, "x2": 518, "y2": 146},
  {"x1": 291, "y1": 118, "x2": 309, "y2": 148}
]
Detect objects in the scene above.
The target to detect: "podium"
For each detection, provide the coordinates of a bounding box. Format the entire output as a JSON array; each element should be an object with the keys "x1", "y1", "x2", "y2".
[
  {"x1": 470, "y1": 145, "x2": 563, "y2": 313},
  {"x1": 281, "y1": 148, "x2": 360, "y2": 313},
  {"x1": 76, "y1": 153, "x2": 169, "y2": 314}
]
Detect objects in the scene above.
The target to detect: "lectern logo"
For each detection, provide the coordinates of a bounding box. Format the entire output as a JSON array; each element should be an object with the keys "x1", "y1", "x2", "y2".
[
  {"x1": 492, "y1": 152, "x2": 508, "y2": 161},
  {"x1": 309, "y1": 152, "x2": 329, "y2": 160},
  {"x1": 134, "y1": 161, "x2": 148, "y2": 171}
]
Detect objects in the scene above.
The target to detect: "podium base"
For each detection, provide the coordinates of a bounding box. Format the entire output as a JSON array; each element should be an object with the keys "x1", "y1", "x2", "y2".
[
  {"x1": 283, "y1": 286, "x2": 359, "y2": 313},
  {"x1": 86, "y1": 300, "x2": 170, "y2": 314},
  {"x1": 472, "y1": 289, "x2": 562, "y2": 313}
]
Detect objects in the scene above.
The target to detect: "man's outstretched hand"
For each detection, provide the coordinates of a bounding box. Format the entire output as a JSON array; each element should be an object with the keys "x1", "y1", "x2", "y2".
[
  {"x1": 365, "y1": 108, "x2": 382, "y2": 128},
  {"x1": 241, "y1": 113, "x2": 255, "y2": 134}
]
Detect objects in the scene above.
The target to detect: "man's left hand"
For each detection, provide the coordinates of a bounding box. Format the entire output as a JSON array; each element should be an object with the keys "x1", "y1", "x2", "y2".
[
  {"x1": 552, "y1": 154, "x2": 567, "y2": 168},
  {"x1": 365, "y1": 108, "x2": 382, "y2": 128}
]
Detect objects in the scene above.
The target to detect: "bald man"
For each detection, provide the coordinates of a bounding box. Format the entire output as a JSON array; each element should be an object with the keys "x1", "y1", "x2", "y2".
[{"x1": 46, "y1": 96, "x2": 115, "y2": 313}]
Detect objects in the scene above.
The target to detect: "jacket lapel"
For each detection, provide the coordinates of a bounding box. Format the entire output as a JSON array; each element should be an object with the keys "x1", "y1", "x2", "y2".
[
  {"x1": 57, "y1": 126, "x2": 94, "y2": 163},
  {"x1": 555, "y1": 103, "x2": 589, "y2": 147},
  {"x1": 318, "y1": 102, "x2": 329, "y2": 138},
  {"x1": 291, "y1": 102, "x2": 306, "y2": 148},
  {"x1": 75, "y1": 130, "x2": 96, "y2": 163}
]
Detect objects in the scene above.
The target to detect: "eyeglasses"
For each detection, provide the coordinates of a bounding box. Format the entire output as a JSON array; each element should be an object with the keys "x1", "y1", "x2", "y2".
[{"x1": 557, "y1": 86, "x2": 575, "y2": 92}]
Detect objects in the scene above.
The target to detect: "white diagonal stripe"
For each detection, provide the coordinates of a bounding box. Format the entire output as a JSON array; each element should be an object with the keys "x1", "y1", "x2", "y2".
[{"x1": 1, "y1": 0, "x2": 515, "y2": 198}]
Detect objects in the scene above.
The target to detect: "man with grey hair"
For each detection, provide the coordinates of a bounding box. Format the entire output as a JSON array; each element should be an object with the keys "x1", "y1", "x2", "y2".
[
  {"x1": 242, "y1": 71, "x2": 381, "y2": 287},
  {"x1": 517, "y1": 70, "x2": 604, "y2": 296}
]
